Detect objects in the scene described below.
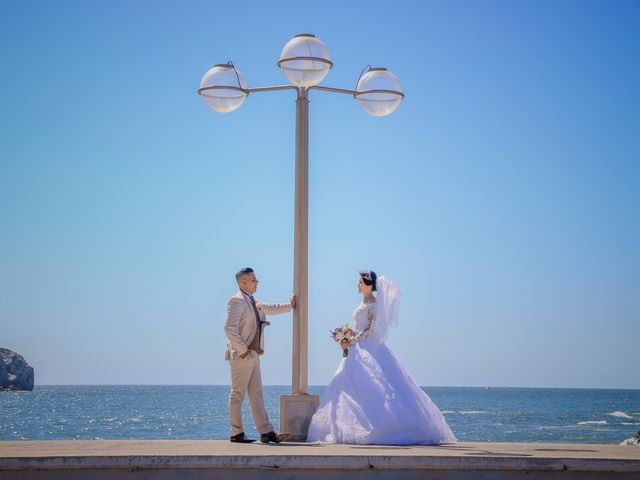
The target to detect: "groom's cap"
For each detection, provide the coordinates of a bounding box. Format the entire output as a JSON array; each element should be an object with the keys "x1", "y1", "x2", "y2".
[{"x1": 235, "y1": 267, "x2": 254, "y2": 280}]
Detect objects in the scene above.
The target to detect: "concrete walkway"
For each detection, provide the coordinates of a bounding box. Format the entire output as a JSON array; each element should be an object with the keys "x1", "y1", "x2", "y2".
[{"x1": 1, "y1": 440, "x2": 639, "y2": 479}]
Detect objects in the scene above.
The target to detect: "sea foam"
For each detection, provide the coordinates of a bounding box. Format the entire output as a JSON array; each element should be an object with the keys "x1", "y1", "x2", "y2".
[
  {"x1": 607, "y1": 411, "x2": 633, "y2": 419},
  {"x1": 442, "y1": 410, "x2": 488, "y2": 415}
]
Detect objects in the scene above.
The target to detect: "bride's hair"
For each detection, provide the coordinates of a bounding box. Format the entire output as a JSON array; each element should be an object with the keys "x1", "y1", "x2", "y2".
[{"x1": 359, "y1": 270, "x2": 377, "y2": 291}]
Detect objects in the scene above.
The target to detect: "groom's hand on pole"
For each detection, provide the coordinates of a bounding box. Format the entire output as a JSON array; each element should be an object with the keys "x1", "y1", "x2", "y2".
[{"x1": 290, "y1": 295, "x2": 297, "y2": 308}]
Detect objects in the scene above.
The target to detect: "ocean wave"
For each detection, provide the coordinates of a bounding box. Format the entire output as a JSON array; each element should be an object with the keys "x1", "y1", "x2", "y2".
[
  {"x1": 577, "y1": 420, "x2": 607, "y2": 425},
  {"x1": 442, "y1": 410, "x2": 488, "y2": 415},
  {"x1": 607, "y1": 411, "x2": 632, "y2": 419},
  {"x1": 622, "y1": 422, "x2": 640, "y2": 426}
]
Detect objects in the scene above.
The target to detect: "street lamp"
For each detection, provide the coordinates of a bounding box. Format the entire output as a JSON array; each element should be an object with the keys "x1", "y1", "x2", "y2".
[
  {"x1": 278, "y1": 34, "x2": 332, "y2": 87},
  {"x1": 198, "y1": 33, "x2": 404, "y2": 441}
]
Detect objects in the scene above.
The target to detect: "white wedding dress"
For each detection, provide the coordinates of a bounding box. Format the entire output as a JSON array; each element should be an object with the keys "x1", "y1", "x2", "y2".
[{"x1": 306, "y1": 276, "x2": 457, "y2": 445}]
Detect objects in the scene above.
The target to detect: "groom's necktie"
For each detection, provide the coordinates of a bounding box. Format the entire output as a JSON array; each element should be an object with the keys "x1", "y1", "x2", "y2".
[
  {"x1": 247, "y1": 295, "x2": 262, "y2": 353},
  {"x1": 249, "y1": 295, "x2": 260, "y2": 322}
]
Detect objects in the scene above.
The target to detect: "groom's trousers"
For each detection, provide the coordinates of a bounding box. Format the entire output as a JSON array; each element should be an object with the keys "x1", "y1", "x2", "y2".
[{"x1": 228, "y1": 350, "x2": 273, "y2": 436}]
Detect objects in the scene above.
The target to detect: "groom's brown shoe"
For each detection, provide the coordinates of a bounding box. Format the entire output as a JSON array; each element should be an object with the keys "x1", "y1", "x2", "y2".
[
  {"x1": 230, "y1": 432, "x2": 256, "y2": 443},
  {"x1": 260, "y1": 431, "x2": 293, "y2": 443}
]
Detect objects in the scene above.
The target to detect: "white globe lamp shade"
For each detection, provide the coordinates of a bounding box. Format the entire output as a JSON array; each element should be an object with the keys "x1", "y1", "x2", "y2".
[
  {"x1": 356, "y1": 67, "x2": 404, "y2": 117},
  {"x1": 198, "y1": 64, "x2": 247, "y2": 113},
  {"x1": 278, "y1": 34, "x2": 332, "y2": 87}
]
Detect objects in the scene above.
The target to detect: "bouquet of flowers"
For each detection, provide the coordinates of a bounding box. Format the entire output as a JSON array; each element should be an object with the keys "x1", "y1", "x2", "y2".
[{"x1": 330, "y1": 324, "x2": 356, "y2": 357}]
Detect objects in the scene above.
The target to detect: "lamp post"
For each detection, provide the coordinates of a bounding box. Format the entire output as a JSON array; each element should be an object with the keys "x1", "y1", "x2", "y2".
[{"x1": 198, "y1": 33, "x2": 404, "y2": 440}]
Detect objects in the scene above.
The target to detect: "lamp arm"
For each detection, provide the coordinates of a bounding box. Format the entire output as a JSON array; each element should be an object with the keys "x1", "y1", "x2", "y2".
[
  {"x1": 245, "y1": 85, "x2": 300, "y2": 95},
  {"x1": 197, "y1": 83, "x2": 404, "y2": 100},
  {"x1": 308, "y1": 85, "x2": 358, "y2": 97},
  {"x1": 197, "y1": 85, "x2": 300, "y2": 96}
]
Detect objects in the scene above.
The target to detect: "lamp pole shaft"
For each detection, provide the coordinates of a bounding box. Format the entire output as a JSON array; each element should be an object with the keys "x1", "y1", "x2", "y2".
[{"x1": 292, "y1": 88, "x2": 309, "y2": 395}]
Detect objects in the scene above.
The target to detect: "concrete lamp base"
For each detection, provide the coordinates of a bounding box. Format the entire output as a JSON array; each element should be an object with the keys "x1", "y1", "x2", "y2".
[{"x1": 280, "y1": 394, "x2": 320, "y2": 441}]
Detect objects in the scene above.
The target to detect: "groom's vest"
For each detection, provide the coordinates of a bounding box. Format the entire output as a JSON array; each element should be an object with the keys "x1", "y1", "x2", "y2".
[{"x1": 244, "y1": 293, "x2": 263, "y2": 354}]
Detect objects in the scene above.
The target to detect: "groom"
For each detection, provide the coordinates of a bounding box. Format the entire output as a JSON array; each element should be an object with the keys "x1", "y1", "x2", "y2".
[{"x1": 224, "y1": 267, "x2": 296, "y2": 443}]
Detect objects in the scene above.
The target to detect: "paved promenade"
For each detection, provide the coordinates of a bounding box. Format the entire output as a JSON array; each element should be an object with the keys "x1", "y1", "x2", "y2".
[{"x1": 1, "y1": 440, "x2": 639, "y2": 479}]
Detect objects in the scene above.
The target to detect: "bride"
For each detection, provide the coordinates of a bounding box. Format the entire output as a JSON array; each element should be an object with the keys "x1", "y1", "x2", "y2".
[{"x1": 306, "y1": 270, "x2": 457, "y2": 445}]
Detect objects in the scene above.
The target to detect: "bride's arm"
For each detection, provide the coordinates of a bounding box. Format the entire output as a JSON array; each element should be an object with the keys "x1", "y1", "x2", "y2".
[{"x1": 353, "y1": 310, "x2": 375, "y2": 343}]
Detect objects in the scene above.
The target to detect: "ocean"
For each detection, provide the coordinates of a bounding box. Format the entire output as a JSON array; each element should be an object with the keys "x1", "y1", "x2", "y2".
[{"x1": 1, "y1": 386, "x2": 638, "y2": 444}]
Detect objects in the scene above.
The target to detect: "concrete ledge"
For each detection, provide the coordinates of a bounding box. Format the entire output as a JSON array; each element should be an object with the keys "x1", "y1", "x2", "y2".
[{"x1": 0, "y1": 440, "x2": 639, "y2": 479}]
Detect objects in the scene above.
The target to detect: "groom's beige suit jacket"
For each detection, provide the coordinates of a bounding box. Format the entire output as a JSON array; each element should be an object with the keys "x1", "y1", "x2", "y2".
[{"x1": 224, "y1": 291, "x2": 292, "y2": 360}]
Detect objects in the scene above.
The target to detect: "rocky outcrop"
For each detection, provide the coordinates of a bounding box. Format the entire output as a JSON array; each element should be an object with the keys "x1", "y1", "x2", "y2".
[
  {"x1": 621, "y1": 431, "x2": 640, "y2": 446},
  {"x1": 0, "y1": 348, "x2": 34, "y2": 391}
]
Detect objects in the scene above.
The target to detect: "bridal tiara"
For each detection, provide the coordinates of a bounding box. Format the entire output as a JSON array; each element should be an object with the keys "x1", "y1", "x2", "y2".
[{"x1": 359, "y1": 270, "x2": 373, "y2": 282}]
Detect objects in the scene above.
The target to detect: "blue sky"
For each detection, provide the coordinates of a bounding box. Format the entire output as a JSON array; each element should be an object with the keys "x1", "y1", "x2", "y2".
[{"x1": 1, "y1": 0, "x2": 638, "y2": 388}]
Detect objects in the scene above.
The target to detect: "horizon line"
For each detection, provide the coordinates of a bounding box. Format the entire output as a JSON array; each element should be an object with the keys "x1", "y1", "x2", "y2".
[{"x1": 30, "y1": 384, "x2": 640, "y2": 391}]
